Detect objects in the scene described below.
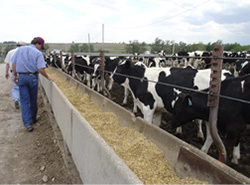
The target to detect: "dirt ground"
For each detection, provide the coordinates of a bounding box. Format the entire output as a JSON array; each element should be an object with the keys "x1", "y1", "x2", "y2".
[{"x1": 0, "y1": 64, "x2": 82, "y2": 184}]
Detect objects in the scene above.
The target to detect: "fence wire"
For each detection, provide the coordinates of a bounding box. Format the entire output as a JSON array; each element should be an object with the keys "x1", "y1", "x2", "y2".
[{"x1": 71, "y1": 61, "x2": 250, "y2": 105}]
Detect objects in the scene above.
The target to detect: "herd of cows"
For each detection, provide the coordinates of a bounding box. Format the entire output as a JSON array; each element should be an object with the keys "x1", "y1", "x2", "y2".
[{"x1": 45, "y1": 50, "x2": 250, "y2": 167}]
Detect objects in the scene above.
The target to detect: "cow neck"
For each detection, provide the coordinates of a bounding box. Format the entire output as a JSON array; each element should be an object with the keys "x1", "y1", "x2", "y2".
[
  {"x1": 127, "y1": 64, "x2": 146, "y2": 95},
  {"x1": 128, "y1": 64, "x2": 145, "y2": 79}
]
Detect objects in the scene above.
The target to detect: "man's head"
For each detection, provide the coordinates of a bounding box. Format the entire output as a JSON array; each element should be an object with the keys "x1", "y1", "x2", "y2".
[
  {"x1": 31, "y1": 37, "x2": 45, "y2": 50},
  {"x1": 17, "y1": 41, "x2": 26, "y2": 47}
]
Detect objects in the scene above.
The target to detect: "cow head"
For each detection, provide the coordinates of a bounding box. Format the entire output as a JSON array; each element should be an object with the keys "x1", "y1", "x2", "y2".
[
  {"x1": 111, "y1": 58, "x2": 132, "y2": 85},
  {"x1": 171, "y1": 93, "x2": 196, "y2": 128},
  {"x1": 239, "y1": 61, "x2": 250, "y2": 76}
]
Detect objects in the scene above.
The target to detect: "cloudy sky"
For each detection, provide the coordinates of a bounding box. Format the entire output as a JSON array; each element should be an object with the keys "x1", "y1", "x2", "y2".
[{"x1": 1, "y1": 0, "x2": 250, "y2": 45}]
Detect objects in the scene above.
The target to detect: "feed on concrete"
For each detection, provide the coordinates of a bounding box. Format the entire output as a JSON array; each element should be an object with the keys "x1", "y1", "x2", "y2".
[{"x1": 46, "y1": 68, "x2": 208, "y2": 184}]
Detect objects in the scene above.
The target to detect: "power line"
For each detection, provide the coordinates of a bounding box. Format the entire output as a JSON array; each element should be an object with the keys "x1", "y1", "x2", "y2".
[{"x1": 108, "y1": 0, "x2": 212, "y2": 30}]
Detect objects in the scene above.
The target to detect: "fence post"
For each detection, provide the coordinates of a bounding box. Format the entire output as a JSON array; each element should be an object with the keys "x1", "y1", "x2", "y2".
[
  {"x1": 53, "y1": 51, "x2": 56, "y2": 67},
  {"x1": 71, "y1": 51, "x2": 75, "y2": 78},
  {"x1": 208, "y1": 45, "x2": 227, "y2": 163}
]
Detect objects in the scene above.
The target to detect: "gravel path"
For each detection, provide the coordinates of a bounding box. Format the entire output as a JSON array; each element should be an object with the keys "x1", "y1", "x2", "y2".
[{"x1": 0, "y1": 63, "x2": 82, "y2": 184}]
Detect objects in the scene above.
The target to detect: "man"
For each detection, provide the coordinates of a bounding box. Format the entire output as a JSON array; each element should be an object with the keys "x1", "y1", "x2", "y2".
[
  {"x1": 12, "y1": 37, "x2": 53, "y2": 132},
  {"x1": 4, "y1": 41, "x2": 26, "y2": 109}
]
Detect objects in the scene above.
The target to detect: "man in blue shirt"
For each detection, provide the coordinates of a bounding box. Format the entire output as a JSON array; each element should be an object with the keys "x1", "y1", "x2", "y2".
[{"x1": 12, "y1": 37, "x2": 53, "y2": 132}]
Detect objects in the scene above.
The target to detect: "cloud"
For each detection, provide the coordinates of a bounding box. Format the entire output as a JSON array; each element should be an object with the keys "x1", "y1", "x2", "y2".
[{"x1": 0, "y1": 0, "x2": 250, "y2": 45}]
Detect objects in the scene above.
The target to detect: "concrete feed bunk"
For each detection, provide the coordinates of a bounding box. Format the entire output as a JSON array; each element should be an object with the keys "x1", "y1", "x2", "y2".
[{"x1": 40, "y1": 67, "x2": 250, "y2": 184}]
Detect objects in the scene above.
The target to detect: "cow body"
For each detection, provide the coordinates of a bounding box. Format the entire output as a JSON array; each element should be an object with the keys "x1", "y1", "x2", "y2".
[
  {"x1": 111, "y1": 59, "x2": 232, "y2": 126},
  {"x1": 171, "y1": 74, "x2": 250, "y2": 163}
]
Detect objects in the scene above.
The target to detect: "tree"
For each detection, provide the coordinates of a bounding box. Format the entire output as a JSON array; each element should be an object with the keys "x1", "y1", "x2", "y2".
[
  {"x1": 68, "y1": 43, "x2": 80, "y2": 52},
  {"x1": 125, "y1": 40, "x2": 147, "y2": 54},
  {"x1": 4, "y1": 45, "x2": 15, "y2": 55},
  {"x1": 79, "y1": 43, "x2": 94, "y2": 52},
  {"x1": 212, "y1": 40, "x2": 223, "y2": 46},
  {"x1": 44, "y1": 44, "x2": 49, "y2": 52},
  {"x1": 205, "y1": 42, "x2": 213, "y2": 51},
  {"x1": 151, "y1": 38, "x2": 165, "y2": 53}
]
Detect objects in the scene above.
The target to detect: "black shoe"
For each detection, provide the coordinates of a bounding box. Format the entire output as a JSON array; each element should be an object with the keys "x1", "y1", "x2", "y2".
[
  {"x1": 14, "y1": 100, "x2": 19, "y2": 109},
  {"x1": 27, "y1": 126, "x2": 34, "y2": 132}
]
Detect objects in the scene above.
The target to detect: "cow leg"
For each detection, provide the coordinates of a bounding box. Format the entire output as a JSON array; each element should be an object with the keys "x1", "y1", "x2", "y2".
[
  {"x1": 196, "y1": 119, "x2": 205, "y2": 140},
  {"x1": 175, "y1": 127, "x2": 182, "y2": 134},
  {"x1": 96, "y1": 79, "x2": 101, "y2": 92},
  {"x1": 152, "y1": 112, "x2": 162, "y2": 127},
  {"x1": 224, "y1": 122, "x2": 244, "y2": 164},
  {"x1": 231, "y1": 144, "x2": 240, "y2": 164},
  {"x1": 201, "y1": 122, "x2": 213, "y2": 153},
  {"x1": 122, "y1": 87, "x2": 128, "y2": 105},
  {"x1": 75, "y1": 72, "x2": 81, "y2": 81},
  {"x1": 132, "y1": 100, "x2": 138, "y2": 113},
  {"x1": 86, "y1": 74, "x2": 91, "y2": 87},
  {"x1": 91, "y1": 78, "x2": 96, "y2": 90},
  {"x1": 184, "y1": 59, "x2": 188, "y2": 67},
  {"x1": 107, "y1": 77, "x2": 113, "y2": 90}
]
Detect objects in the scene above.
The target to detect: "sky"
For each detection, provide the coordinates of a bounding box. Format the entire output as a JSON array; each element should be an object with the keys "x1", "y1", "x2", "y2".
[{"x1": 1, "y1": 0, "x2": 250, "y2": 45}]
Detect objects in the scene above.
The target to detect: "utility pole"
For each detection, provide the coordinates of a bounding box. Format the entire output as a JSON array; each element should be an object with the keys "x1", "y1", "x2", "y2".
[
  {"x1": 172, "y1": 40, "x2": 175, "y2": 55},
  {"x1": 88, "y1": 33, "x2": 90, "y2": 53},
  {"x1": 102, "y1": 24, "x2": 104, "y2": 50}
]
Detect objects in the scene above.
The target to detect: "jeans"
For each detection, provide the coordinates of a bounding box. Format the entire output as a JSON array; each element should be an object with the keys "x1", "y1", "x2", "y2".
[
  {"x1": 11, "y1": 73, "x2": 20, "y2": 101},
  {"x1": 18, "y1": 74, "x2": 38, "y2": 128}
]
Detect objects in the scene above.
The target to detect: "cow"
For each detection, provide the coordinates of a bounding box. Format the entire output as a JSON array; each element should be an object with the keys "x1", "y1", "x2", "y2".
[
  {"x1": 171, "y1": 74, "x2": 250, "y2": 164},
  {"x1": 66, "y1": 55, "x2": 93, "y2": 86},
  {"x1": 111, "y1": 58, "x2": 232, "y2": 128},
  {"x1": 171, "y1": 51, "x2": 189, "y2": 67},
  {"x1": 235, "y1": 60, "x2": 250, "y2": 76}
]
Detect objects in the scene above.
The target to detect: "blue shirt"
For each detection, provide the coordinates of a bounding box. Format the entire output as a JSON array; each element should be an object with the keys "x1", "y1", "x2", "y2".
[{"x1": 11, "y1": 44, "x2": 46, "y2": 73}]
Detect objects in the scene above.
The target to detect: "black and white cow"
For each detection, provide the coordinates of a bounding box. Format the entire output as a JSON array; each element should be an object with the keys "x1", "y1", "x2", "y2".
[
  {"x1": 66, "y1": 55, "x2": 93, "y2": 86},
  {"x1": 46, "y1": 53, "x2": 61, "y2": 68},
  {"x1": 111, "y1": 58, "x2": 232, "y2": 127},
  {"x1": 171, "y1": 74, "x2": 250, "y2": 164},
  {"x1": 235, "y1": 60, "x2": 250, "y2": 76},
  {"x1": 171, "y1": 51, "x2": 190, "y2": 67},
  {"x1": 170, "y1": 51, "x2": 212, "y2": 69}
]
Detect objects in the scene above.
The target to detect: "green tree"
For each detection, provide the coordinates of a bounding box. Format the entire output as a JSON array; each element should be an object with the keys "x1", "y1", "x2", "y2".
[
  {"x1": 125, "y1": 40, "x2": 147, "y2": 54},
  {"x1": 205, "y1": 42, "x2": 213, "y2": 51},
  {"x1": 79, "y1": 43, "x2": 94, "y2": 52},
  {"x1": 4, "y1": 45, "x2": 15, "y2": 55},
  {"x1": 212, "y1": 40, "x2": 223, "y2": 46},
  {"x1": 151, "y1": 38, "x2": 165, "y2": 53},
  {"x1": 44, "y1": 43, "x2": 49, "y2": 52},
  {"x1": 174, "y1": 41, "x2": 187, "y2": 52},
  {"x1": 68, "y1": 43, "x2": 80, "y2": 52}
]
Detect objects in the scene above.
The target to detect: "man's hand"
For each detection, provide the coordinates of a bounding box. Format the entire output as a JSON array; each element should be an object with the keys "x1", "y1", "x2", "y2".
[
  {"x1": 47, "y1": 76, "x2": 54, "y2": 82},
  {"x1": 5, "y1": 73, "x2": 9, "y2": 79},
  {"x1": 13, "y1": 74, "x2": 18, "y2": 85}
]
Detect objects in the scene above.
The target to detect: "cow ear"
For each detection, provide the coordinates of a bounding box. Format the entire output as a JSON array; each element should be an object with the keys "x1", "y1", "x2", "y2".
[{"x1": 185, "y1": 95, "x2": 192, "y2": 106}]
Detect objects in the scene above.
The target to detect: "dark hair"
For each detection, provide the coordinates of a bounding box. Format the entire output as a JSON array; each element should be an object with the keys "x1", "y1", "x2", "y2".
[{"x1": 31, "y1": 38, "x2": 39, "y2": 45}]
